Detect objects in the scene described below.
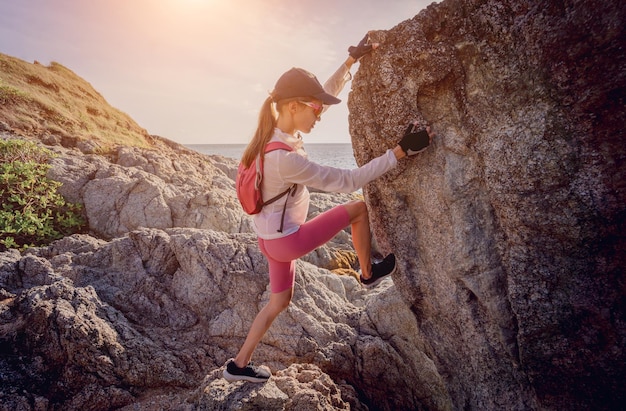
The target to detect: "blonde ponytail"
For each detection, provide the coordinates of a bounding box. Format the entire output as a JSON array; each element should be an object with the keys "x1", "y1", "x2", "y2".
[{"x1": 241, "y1": 96, "x2": 276, "y2": 167}]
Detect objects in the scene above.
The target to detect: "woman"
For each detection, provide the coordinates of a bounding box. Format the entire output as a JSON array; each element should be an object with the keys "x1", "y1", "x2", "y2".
[{"x1": 224, "y1": 35, "x2": 433, "y2": 383}]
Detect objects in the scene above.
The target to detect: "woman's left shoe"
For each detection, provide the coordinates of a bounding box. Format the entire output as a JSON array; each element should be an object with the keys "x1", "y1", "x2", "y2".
[
  {"x1": 360, "y1": 253, "x2": 396, "y2": 287},
  {"x1": 223, "y1": 359, "x2": 271, "y2": 383}
]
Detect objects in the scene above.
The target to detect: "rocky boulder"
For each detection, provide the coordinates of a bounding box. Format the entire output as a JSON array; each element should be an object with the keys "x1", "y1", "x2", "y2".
[
  {"x1": 349, "y1": 0, "x2": 625, "y2": 409},
  {"x1": 45, "y1": 141, "x2": 249, "y2": 238}
]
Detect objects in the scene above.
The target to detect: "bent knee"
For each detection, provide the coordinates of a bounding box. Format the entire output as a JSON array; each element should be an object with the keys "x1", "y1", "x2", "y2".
[{"x1": 344, "y1": 200, "x2": 368, "y2": 222}]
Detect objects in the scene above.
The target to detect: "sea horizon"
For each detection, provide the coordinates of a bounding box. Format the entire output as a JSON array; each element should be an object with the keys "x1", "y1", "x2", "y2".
[{"x1": 186, "y1": 143, "x2": 358, "y2": 170}]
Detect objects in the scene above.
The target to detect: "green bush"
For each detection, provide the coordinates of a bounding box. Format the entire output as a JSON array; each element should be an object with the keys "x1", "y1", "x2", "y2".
[{"x1": 0, "y1": 139, "x2": 86, "y2": 251}]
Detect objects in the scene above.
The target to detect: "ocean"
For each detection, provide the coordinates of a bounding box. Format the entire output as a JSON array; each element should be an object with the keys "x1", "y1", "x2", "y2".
[{"x1": 186, "y1": 143, "x2": 358, "y2": 170}]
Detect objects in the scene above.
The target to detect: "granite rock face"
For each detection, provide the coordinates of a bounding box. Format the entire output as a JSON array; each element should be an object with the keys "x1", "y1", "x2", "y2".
[{"x1": 349, "y1": 0, "x2": 625, "y2": 409}]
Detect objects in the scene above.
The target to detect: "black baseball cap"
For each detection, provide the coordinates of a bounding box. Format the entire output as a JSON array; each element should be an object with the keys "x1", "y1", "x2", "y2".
[{"x1": 272, "y1": 67, "x2": 341, "y2": 105}]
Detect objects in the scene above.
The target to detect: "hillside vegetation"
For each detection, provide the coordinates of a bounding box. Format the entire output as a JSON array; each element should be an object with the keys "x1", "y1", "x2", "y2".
[
  {"x1": 0, "y1": 52, "x2": 152, "y2": 150},
  {"x1": 0, "y1": 139, "x2": 86, "y2": 251}
]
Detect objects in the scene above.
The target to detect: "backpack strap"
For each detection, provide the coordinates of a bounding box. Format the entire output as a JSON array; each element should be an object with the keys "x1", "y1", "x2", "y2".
[
  {"x1": 260, "y1": 141, "x2": 295, "y2": 206},
  {"x1": 264, "y1": 141, "x2": 293, "y2": 153},
  {"x1": 261, "y1": 141, "x2": 298, "y2": 232}
]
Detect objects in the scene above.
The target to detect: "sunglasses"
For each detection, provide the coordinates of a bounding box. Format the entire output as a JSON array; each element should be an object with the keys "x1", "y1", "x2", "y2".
[{"x1": 299, "y1": 101, "x2": 324, "y2": 117}]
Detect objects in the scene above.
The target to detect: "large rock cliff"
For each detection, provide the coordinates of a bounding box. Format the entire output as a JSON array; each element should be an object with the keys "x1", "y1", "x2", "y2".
[{"x1": 349, "y1": 0, "x2": 625, "y2": 409}]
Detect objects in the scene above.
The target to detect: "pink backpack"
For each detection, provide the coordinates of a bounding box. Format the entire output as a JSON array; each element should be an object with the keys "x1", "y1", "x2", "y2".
[{"x1": 236, "y1": 142, "x2": 297, "y2": 232}]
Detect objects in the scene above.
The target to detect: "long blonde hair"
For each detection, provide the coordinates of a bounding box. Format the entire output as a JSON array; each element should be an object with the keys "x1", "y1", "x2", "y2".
[
  {"x1": 241, "y1": 96, "x2": 305, "y2": 167},
  {"x1": 241, "y1": 96, "x2": 276, "y2": 167}
]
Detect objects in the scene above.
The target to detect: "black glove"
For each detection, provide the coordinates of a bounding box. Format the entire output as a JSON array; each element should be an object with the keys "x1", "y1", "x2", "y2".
[
  {"x1": 398, "y1": 123, "x2": 431, "y2": 156},
  {"x1": 348, "y1": 34, "x2": 374, "y2": 60}
]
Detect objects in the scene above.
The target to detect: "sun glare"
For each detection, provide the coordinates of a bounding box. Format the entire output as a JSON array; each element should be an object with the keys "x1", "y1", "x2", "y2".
[{"x1": 171, "y1": 0, "x2": 216, "y2": 6}]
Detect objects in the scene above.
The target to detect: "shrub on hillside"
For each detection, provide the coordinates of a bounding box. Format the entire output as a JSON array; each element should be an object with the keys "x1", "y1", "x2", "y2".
[{"x1": 0, "y1": 139, "x2": 86, "y2": 251}]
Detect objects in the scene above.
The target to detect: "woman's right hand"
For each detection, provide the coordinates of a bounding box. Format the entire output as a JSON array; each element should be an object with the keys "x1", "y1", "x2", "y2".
[{"x1": 398, "y1": 123, "x2": 433, "y2": 156}]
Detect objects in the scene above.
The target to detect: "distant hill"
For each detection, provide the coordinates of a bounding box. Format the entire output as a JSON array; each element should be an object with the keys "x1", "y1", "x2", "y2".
[{"x1": 0, "y1": 52, "x2": 153, "y2": 150}]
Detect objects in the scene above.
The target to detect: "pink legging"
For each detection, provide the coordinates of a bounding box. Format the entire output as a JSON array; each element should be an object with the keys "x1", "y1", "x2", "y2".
[{"x1": 258, "y1": 204, "x2": 351, "y2": 293}]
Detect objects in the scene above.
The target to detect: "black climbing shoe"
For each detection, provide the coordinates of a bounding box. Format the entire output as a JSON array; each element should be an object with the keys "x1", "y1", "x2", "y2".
[
  {"x1": 223, "y1": 359, "x2": 271, "y2": 383},
  {"x1": 360, "y1": 253, "x2": 396, "y2": 287}
]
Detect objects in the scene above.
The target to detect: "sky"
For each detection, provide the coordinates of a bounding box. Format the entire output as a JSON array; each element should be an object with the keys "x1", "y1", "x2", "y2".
[{"x1": 0, "y1": 0, "x2": 436, "y2": 145}]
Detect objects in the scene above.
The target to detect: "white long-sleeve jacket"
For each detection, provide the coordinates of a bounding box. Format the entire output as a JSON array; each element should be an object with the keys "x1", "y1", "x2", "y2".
[{"x1": 253, "y1": 63, "x2": 398, "y2": 239}]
